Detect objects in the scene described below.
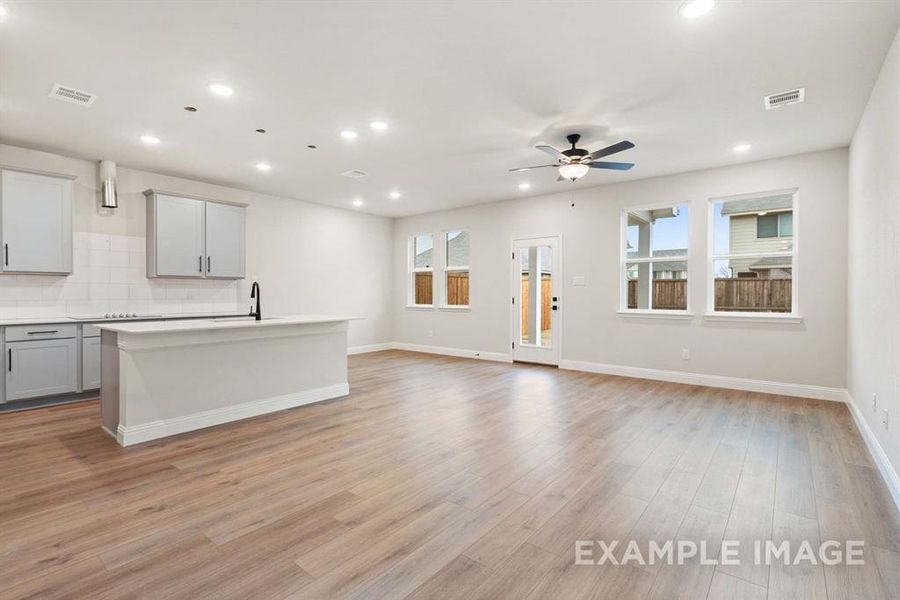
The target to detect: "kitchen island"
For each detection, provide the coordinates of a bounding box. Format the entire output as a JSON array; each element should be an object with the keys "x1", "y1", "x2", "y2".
[{"x1": 98, "y1": 315, "x2": 357, "y2": 446}]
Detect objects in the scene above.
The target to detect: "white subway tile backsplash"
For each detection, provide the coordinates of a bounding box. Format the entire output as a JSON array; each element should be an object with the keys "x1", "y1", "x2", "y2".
[{"x1": 2, "y1": 233, "x2": 241, "y2": 319}]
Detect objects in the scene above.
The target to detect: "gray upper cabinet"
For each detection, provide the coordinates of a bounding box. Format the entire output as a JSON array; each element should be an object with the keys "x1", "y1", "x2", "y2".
[
  {"x1": 1, "y1": 168, "x2": 74, "y2": 274},
  {"x1": 145, "y1": 190, "x2": 246, "y2": 279},
  {"x1": 205, "y1": 201, "x2": 245, "y2": 278}
]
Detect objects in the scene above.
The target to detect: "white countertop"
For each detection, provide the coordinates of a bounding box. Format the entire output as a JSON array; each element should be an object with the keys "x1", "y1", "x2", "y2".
[
  {"x1": 95, "y1": 315, "x2": 361, "y2": 335},
  {"x1": 0, "y1": 313, "x2": 247, "y2": 327}
]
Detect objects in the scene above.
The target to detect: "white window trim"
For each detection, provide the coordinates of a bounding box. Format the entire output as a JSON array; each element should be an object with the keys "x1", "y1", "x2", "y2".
[
  {"x1": 708, "y1": 188, "x2": 800, "y2": 319},
  {"x1": 619, "y1": 201, "x2": 691, "y2": 314},
  {"x1": 441, "y1": 229, "x2": 470, "y2": 309},
  {"x1": 408, "y1": 233, "x2": 434, "y2": 308}
]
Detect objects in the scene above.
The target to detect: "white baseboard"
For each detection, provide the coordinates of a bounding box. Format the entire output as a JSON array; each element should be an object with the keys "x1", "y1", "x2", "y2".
[
  {"x1": 846, "y1": 392, "x2": 900, "y2": 511},
  {"x1": 348, "y1": 342, "x2": 394, "y2": 355},
  {"x1": 392, "y1": 342, "x2": 512, "y2": 363},
  {"x1": 559, "y1": 359, "x2": 846, "y2": 402},
  {"x1": 116, "y1": 382, "x2": 349, "y2": 446}
]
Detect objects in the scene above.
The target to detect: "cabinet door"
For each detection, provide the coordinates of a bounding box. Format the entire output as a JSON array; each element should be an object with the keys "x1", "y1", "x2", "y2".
[
  {"x1": 6, "y1": 338, "x2": 78, "y2": 401},
  {"x1": 1, "y1": 169, "x2": 73, "y2": 273},
  {"x1": 154, "y1": 194, "x2": 206, "y2": 277},
  {"x1": 205, "y1": 202, "x2": 245, "y2": 278},
  {"x1": 81, "y1": 336, "x2": 101, "y2": 391}
]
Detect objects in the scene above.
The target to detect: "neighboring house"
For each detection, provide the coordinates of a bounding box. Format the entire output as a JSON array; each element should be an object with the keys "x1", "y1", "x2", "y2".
[
  {"x1": 721, "y1": 194, "x2": 793, "y2": 278},
  {"x1": 415, "y1": 230, "x2": 469, "y2": 268}
]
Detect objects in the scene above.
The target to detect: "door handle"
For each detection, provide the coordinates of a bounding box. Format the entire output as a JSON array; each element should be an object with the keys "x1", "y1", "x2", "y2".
[{"x1": 7, "y1": 349, "x2": 11, "y2": 372}]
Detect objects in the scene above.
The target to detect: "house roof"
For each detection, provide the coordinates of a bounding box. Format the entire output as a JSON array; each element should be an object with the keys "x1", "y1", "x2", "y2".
[
  {"x1": 749, "y1": 256, "x2": 792, "y2": 269},
  {"x1": 720, "y1": 194, "x2": 793, "y2": 215},
  {"x1": 415, "y1": 230, "x2": 469, "y2": 268},
  {"x1": 626, "y1": 248, "x2": 687, "y2": 273}
]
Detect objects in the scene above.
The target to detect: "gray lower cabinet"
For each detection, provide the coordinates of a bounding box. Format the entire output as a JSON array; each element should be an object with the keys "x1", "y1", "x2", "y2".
[
  {"x1": 6, "y1": 337, "x2": 78, "y2": 401},
  {"x1": 81, "y1": 336, "x2": 101, "y2": 391}
]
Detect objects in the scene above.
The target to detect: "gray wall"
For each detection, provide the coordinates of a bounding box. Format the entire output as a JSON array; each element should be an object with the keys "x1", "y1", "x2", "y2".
[
  {"x1": 848, "y1": 26, "x2": 900, "y2": 477},
  {"x1": 393, "y1": 148, "x2": 848, "y2": 389}
]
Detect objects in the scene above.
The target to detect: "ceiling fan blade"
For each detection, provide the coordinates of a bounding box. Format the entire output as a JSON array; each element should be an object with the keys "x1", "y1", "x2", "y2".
[
  {"x1": 535, "y1": 144, "x2": 567, "y2": 161},
  {"x1": 556, "y1": 174, "x2": 566, "y2": 182},
  {"x1": 588, "y1": 140, "x2": 635, "y2": 160},
  {"x1": 589, "y1": 161, "x2": 634, "y2": 170},
  {"x1": 509, "y1": 164, "x2": 558, "y2": 172}
]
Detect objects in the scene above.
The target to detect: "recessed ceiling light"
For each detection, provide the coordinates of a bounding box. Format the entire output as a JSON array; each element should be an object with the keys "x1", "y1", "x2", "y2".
[
  {"x1": 352, "y1": 198, "x2": 364, "y2": 207},
  {"x1": 389, "y1": 190, "x2": 401, "y2": 200},
  {"x1": 0, "y1": 6, "x2": 8, "y2": 17},
  {"x1": 518, "y1": 182, "x2": 531, "y2": 191},
  {"x1": 340, "y1": 130, "x2": 358, "y2": 140},
  {"x1": 255, "y1": 163, "x2": 271, "y2": 172},
  {"x1": 370, "y1": 121, "x2": 389, "y2": 131},
  {"x1": 679, "y1": 0, "x2": 716, "y2": 19},
  {"x1": 140, "y1": 134, "x2": 160, "y2": 145},
  {"x1": 208, "y1": 83, "x2": 234, "y2": 96},
  {"x1": 732, "y1": 143, "x2": 751, "y2": 153}
]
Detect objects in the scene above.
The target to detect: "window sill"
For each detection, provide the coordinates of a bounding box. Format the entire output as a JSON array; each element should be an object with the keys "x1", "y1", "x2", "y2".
[
  {"x1": 405, "y1": 304, "x2": 434, "y2": 311},
  {"x1": 617, "y1": 310, "x2": 694, "y2": 320},
  {"x1": 439, "y1": 305, "x2": 470, "y2": 312},
  {"x1": 703, "y1": 312, "x2": 803, "y2": 324}
]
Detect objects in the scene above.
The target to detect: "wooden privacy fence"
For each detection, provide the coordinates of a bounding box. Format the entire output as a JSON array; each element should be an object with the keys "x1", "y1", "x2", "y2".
[
  {"x1": 414, "y1": 272, "x2": 433, "y2": 305},
  {"x1": 521, "y1": 273, "x2": 552, "y2": 339},
  {"x1": 414, "y1": 272, "x2": 470, "y2": 306},
  {"x1": 714, "y1": 277, "x2": 791, "y2": 312},
  {"x1": 627, "y1": 278, "x2": 791, "y2": 312},
  {"x1": 627, "y1": 279, "x2": 687, "y2": 310}
]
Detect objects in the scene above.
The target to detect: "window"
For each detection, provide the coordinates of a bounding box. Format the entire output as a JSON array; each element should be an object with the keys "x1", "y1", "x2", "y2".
[
  {"x1": 621, "y1": 203, "x2": 690, "y2": 312},
  {"x1": 409, "y1": 234, "x2": 433, "y2": 306},
  {"x1": 756, "y1": 212, "x2": 793, "y2": 238},
  {"x1": 443, "y1": 230, "x2": 469, "y2": 307},
  {"x1": 711, "y1": 190, "x2": 797, "y2": 314}
]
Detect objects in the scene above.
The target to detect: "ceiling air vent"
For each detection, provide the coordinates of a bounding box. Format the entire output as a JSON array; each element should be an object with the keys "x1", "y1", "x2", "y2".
[
  {"x1": 764, "y1": 87, "x2": 805, "y2": 110},
  {"x1": 48, "y1": 84, "x2": 97, "y2": 107},
  {"x1": 340, "y1": 169, "x2": 368, "y2": 179}
]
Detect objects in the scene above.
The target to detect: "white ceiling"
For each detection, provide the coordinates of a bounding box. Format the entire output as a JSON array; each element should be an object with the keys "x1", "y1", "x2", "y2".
[{"x1": 1, "y1": 1, "x2": 898, "y2": 217}]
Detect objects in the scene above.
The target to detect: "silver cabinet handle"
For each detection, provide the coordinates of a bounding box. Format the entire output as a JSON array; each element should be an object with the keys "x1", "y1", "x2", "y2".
[
  {"x1": 27, "y1": 330, "x2": 59, "y2": 335},
  {"x1": 207, "y1": 256, "x2": 211, "y2": 273},
  {"x1": 199, "y1": 256, "x2": 203, "y2": 273}
]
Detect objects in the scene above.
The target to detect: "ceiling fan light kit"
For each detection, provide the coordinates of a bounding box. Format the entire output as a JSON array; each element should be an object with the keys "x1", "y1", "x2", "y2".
[
  {"x1": 558, "y1": 163, "x2": 590, "y2": 180},
  {"x1": 510, "y1": 133, "x2": 635, "y2": 182}
]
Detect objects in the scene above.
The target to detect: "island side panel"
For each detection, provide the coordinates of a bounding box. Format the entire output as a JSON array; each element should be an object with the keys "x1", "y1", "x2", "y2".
[
  {"x1": 99, "y1": 330, "x2": 121, "y2": 439},
  {"x1": 116, "y1": 321, "x2": 349, "y2": 445}
]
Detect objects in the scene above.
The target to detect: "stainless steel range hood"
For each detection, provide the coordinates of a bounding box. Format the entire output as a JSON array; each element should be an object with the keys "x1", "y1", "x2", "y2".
[{"x1": 99, "y1": 160, "x2": 118, "y2": 208}]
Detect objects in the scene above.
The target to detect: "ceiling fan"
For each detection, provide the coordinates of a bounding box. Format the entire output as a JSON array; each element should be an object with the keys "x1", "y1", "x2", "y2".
[{"x1": 510, "y1": 134, "x2": 635, "y2": 181}]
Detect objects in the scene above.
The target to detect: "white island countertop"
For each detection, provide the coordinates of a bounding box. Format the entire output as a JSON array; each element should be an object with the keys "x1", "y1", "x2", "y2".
[{"x1": 95, "y1": 315, "x2": 361, "y2": 335}]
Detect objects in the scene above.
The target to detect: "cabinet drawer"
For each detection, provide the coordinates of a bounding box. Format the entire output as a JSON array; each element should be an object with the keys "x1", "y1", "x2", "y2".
[
  {"x1": 82, "y1": 324, "x2": 102, "y2": 338},
  {"x1": 6, "y1": 338, "x2": 78, "y2": 401},
  {"x1": 5, "y1": 324, "x2": 77, "y2": 342}
]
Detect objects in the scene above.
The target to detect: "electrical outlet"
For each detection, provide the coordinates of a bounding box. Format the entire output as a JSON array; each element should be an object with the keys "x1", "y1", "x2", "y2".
[
  {"x1": 883, "y1": 409, "x2": 889, "y2": 431},
  {"x1": 872, "y1": 393, "x2": 878, "y2": 412},
  {"x1": 681, "y1": 348, "x2": 690, "y2": 360}
]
